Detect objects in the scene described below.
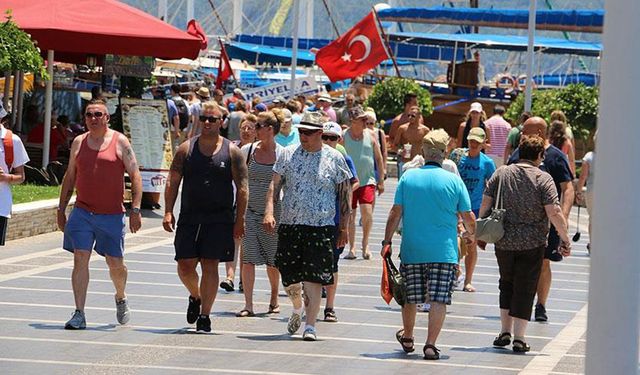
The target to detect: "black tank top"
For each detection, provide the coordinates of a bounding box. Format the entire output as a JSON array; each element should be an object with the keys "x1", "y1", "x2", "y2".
[
  {"x1": 461, "y1": 119, "x2": 486, "y2": 149},
  {"x1": 179, "y1": 137, "x2": 234, "y2": 224}
]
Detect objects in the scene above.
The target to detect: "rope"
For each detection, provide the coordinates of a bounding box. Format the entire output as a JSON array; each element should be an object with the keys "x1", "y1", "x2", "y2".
[
  {"x1": 207, "y1": 0, "x2": 230, "y2": 37},
  {"x1": 321, "y1": 0, "x2": 340, "y2": 38}
]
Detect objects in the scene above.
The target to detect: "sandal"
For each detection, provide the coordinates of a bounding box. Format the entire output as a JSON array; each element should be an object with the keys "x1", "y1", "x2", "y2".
[
  {"x1": 362, "y1": 252, "x2": 372, "y2": 260},
  {"x1": 423, "y1": 344, "x2": 440, "y2": 360},
  {"x1": 343, "y1": 253, "x2": 357, "y2": 260},
  {"x1": 268, "y1": 304, "x2": 280, "y2": 314},
  {"x1": 323, "y1": 308, "x2": 338, "y2": 322},
  {"x1": 462, "y1": 284, "x2": 476, "y2": 292},
  {"x1": 512, "y1": 339, "x2": 531, "y2": 353},
  {"x1": 235, "y1": 309, "x2": 254, "y2": 318},
  {"x1": 395, "y1": 329, "x2": 415, "y2": 353},
  {"x1": 220, "y1": 279, "x2": 235, "y2": 292},
  {"x1": 493, "y1": 332, "x2": 512, "y2": 347}
]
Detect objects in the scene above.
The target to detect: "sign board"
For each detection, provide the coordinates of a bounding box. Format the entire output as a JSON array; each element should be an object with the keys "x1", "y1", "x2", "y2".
[
  {"x1": 225, "y1": 77, "x2": 320, "y2": 104},
  {"x1": 120, "y1": 98, "x2": 173, "y2": 193},
  {"x1": 104, "y1": 55, "x2": 155, "y2": 78}
]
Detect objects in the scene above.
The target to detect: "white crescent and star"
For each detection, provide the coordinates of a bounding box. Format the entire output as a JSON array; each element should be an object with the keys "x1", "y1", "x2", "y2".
[{"x1": 341, "y1": 34, "x2": 372, "y2": 62}]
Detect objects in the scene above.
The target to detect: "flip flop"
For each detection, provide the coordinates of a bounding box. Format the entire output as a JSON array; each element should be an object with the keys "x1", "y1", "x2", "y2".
[
  {"x1": 268, "y1": 304, "x2": 280, "y2": 314},
  {"x1": 362, "y1": 252, "x2": 372, "y2": 260},
  {"x1": 343, "y1": 253, "x2": 357, "y2": 260},
  {"x1": 235, "y1": 309, "x2": 254, "y2": 317},
  {"x1": 463, "y1": 284, "x2": 476, "y2": 292}
]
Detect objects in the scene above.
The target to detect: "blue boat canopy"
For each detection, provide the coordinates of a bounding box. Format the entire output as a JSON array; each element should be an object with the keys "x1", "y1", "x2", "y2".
[
  {"x1": 377, "y1": 6, "x2": 604, "y2": 33},
  {"x1": 389, "y1": 32, "x2": 602, "y2": 57}
]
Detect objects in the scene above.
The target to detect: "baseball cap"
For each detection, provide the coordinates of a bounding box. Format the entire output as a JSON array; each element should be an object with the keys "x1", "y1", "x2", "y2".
[
  {"x1": 296, "y1": 111, "x2": 325, "y2": 130},
  {"x1": 470, "y1": 102, "x2": 483, "y2": 113},
  {"x1": 255, "y1": 103, "x2": 267, "y2": 112},
  {"x1": 422, "y1": 129, "x2": 449, "y2": 153},
  {"x1": 467, "y1": 127, "x2": 486, "y2": 143},
  {"x1": 317, "y1": 94, "x2": 333, "y2": 103},
  {"x1": 364, "y1": 110, "x2": 377, "y2": 122},
  {"x1": 322, "y1": 121, "x2": 342, "y2": 137},
  {"x1": 0, "y1": 101, "x2": 7, "y2": 119},
  {"x1": 233, "y1": 88, "x2": 244, "y2": 96},
  {"x1": 273, "y1": 95, "x2": 286, "y2": 104},
  {"x1": 281, "y1": 108, "x2": 292, "y2": 121}
]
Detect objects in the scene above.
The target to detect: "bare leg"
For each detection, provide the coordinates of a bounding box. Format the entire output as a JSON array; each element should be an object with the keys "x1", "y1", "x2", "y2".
[
  {"x1": 325, "y1": 273, "x2": 338, "y2": 309},
  {"x1": 241, "y1": 263, "x2": 256, "y2": 312},
  {"x1": 347, "y1": 209, "x2": 357, "y2": 256},
  {"x1": 199, "y1": 259, "x2": 220, "y2": 315},
  {"x1": 225, "y1": 238, "x2": 241, "y2": 282},
  {"x1": 266, "y1": 266, "x2": 280, "y2": 307},
  {"x1": 105, "y1": 255, "x2": 128, "y2": 300},
  {"x1": 285, "y1": 282, "x2": 303, "y2": 310},
  {"x1": 463, "y1": 241, "x2": 478, "y2": 291},
  {"x1": 513, "y1": 317, "x2": 528, "y2": 339},
  {"x1": 177, "y1": 259, "x2": 200, "y2": 298},
  {"x1": 401, "y1": 303, "x2": 417, "y2": 338},
  {"x1": 360, "y1": 203, "x2": 373, "y2": 257},
  {"x1": 500, "y1": 308, "x2": 513, "y2": 333},
  {"x1": 536, "y1": 259, "x2": 551, "y2": 306},
  {"x1": 71, "y1": 250, "x2": 92, "y2": 311},
  {"x1": 302, "y1": 282, "x2": 323, "y2": 326},
  {"x1": 426, "y1": 302, "x2": 446, "y2": 348}
]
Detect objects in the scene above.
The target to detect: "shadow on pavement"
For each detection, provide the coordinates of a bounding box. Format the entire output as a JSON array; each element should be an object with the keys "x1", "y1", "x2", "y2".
[{"x1": 30, "y1": 323, "x2": 116, "y2": 331}]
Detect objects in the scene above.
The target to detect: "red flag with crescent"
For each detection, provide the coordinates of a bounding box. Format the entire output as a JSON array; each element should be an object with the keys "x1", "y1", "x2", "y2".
[
  {"x1": 216, "y1": 40, "x2": 233, "y2": 89},
  {"x1": 315, "y1": 12, "x2": 389, "y2": 82}
]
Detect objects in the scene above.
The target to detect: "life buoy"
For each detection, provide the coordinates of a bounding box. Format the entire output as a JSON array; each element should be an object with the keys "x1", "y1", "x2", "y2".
[{"x1": 495, "y1": 74, "x2": 517, "y2": 90}]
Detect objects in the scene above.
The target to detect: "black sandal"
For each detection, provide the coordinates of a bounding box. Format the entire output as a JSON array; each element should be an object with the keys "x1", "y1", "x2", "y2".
[
  {"x1": 493, "y1": 332, "x2": 512, "y2": 347},
  {"x1": 324, "y1": 308, "x2": 338, "y2": 322},
  {"x1": 423, "y1": 344, "x2": 440, "y2": 360},
  {"x1": 395, "y1": 329, "x2": 415, "y2": 353},
  {"x1": 512, "y1": 339, "x2": 531, "y2": 353}
]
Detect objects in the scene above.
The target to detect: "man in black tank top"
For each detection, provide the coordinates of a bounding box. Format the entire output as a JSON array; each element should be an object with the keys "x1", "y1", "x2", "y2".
[{"x1": 163, "y1": 102, "x2": 249, "y2": 334}]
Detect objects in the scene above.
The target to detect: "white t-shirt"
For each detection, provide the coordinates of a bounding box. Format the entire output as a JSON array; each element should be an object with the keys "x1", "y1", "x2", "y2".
[{"x1": 0, "y1": 127, "x2": 30, "y2": 218}]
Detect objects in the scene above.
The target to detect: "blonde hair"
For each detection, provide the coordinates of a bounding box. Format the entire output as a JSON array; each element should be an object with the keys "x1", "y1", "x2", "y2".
[{"x1": 201, "y1": 101, "x2": 221, "y2": 114}]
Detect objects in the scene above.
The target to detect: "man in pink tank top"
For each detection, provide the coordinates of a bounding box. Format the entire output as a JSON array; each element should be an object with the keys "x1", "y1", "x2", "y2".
[{"x1": 57, "y1": 99, "x2": 142, "y2": 330}]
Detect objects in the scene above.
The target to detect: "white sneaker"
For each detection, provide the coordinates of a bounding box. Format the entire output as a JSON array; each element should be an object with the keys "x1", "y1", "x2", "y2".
[
  {"x1": 115, "y1": 297, "x2": 130, "y2": 325},
  {"x1": 302, "y1": 326, "x2": 317, "y2": 341}
]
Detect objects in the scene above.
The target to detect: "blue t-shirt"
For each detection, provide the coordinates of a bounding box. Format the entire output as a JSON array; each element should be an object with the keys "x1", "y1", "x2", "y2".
[
  {"x1": 394, "y1": 165, "x2": 471, "y2": 264},
  {"x1": 275, "y1": 128, "x2": 300, "y2": 147},
  {"x1": 455, "y1": 151, "x2": 496, "y2": 210},
  {"x1": 508, "y1": 145, "x2": 573, "y2": 195},
  {"x1": 334, "y1": 154, "x2": 358, "y2": 225},
  {"x1": 167, "y1": 99, "x2": 178, "y2": 120}
]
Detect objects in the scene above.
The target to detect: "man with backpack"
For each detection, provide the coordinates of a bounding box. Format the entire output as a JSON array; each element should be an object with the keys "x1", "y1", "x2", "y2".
[
  {"x1": 0, "y1": 102, "x2": 29, "y2": 245},
  {"x1": 170, "y1": 84, "x2": 191, "y2": 142}
]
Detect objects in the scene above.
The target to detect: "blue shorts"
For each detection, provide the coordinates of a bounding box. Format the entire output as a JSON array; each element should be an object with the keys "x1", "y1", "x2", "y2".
[{"x1": 63, "y1": 207, "x2": 126, "y2": 257}]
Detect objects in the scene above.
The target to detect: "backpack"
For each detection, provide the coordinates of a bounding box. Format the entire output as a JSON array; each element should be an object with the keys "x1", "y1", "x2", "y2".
[
  {"x1": 3, "y1": 129, "x2": 14, "y2": 171},
  {"x1": 174, "y1": 97, "x2": 190, "y2": 130}
]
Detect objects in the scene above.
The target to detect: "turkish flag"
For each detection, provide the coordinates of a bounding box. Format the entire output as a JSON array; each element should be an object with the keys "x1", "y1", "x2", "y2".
[
  {"x1": 216, "y1": 40, "x2": 233, "y2": 89},
  {"x1": 315, "y1": 12, "x2": 389, "y2": 82},
  {"x1": 187, "y1": 20, "x2": 208, "y2": 50}
]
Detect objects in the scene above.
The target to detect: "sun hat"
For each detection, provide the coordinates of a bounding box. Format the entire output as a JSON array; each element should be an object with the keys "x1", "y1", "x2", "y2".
[{"x1": 295, "y1": 111, "x2": 326, "y2": 130}]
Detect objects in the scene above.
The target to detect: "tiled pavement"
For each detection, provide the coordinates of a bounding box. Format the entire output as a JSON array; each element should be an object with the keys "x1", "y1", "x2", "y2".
[{"x1": 0, "y1": 178, "x2": 590, "y2": 374}]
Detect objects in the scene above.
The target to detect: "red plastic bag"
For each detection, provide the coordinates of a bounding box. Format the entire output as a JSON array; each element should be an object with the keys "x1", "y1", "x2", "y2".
[{"x1": 380, "y1": 244, "x2": 393, "y2": 304}]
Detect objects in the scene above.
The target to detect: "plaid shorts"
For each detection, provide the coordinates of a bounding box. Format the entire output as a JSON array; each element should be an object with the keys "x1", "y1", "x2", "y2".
[{"x1": 400, "y1": 262, "x2": 457, "y2": 305}]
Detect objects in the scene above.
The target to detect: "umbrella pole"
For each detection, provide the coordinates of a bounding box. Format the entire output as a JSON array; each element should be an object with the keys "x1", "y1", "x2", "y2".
[{"x1": 42, "y1": 50, "x2": 54, "y2": 168}]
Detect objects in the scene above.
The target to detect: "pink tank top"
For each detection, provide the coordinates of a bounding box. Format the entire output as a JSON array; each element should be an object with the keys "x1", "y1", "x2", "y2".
[{"x1": 75, "y1": 132, "x2": 125, "y2": 214}]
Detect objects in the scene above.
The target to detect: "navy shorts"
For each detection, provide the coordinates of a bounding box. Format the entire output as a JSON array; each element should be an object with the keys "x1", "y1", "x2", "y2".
[
  {"x1": 332, "y1": 226, "x2": 343, "y2": 273},
  {"x1": 63, "y1": 207, "x2": 126, "y2": 257},
  {"x1": 276, "y1": 224, "x2": 335, "y2": 287},
  {"x1": 174, "y1": 222, "x2": 234, "y2": 262},
  {"x1": 400, "y1": 262, "x2": 457, "y2": 305}
]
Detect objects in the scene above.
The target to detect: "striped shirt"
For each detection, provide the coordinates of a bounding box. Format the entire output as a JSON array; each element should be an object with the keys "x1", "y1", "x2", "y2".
[{"x1": 485, "y1": 115, "x2": 512, "y2": 159}]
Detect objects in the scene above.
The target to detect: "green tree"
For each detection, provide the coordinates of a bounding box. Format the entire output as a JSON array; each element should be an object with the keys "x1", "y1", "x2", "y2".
[
  {"x1": 364, "y1": 77, "x2": 432, "y2": 121},
  {"x1": 0, "y1": 11, "x2": 47, "y2": 78},
  {"x1": 504, "y1": 84, "x2": 598, "y2": 140}
]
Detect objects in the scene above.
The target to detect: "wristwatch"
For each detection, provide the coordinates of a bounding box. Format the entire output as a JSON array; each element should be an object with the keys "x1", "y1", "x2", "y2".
[
  {"x1": 381, "y1": 240, "x2": 392, "y2": 246},
  {"x1": 131, "y1": 207, "x2": 141, "y2": 215}
]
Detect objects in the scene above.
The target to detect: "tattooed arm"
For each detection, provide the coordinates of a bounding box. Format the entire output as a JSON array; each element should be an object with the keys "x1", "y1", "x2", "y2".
[
  {"x1": 56, "y1": 135, "x2": 83, "y2": 231},
  {"x1": 336, "y1": 179, "x2": 352, "y2": 248},
  {"x1": 230, "y1": 142, "x2": 249, "y2": 239},
  {"x1": 163, "y1": 142, "x2": 187, "y2": 232},
  {"x1": 119, "y1": 133, "x2": 142, "y2": 233}
]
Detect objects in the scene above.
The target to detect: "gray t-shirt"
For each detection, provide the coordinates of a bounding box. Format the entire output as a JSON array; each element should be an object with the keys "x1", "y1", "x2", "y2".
[
  {"x1": 273, "y1": 144, "x2": 352, "y2": 226},
  {"x1": 224, "y1": 111, "x2": 245, "y2": 141},
  {"x1": 484, "y1": 163, "x2": 559, "y2": 251}
]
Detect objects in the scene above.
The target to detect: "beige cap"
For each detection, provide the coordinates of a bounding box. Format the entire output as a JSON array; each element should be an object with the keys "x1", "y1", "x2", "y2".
[
  {"x1": 196, "y1": 87, "x2": 210, "y2": 98},
  {"x1": 422, "y1": 129, "x2": 450, "y2": 153},
  {"x1": 470, "y1": 102, "x2": 483, "y2": 113},
  {"x1": 467, "y1": 127, "x2": 486, "y2": 143}
]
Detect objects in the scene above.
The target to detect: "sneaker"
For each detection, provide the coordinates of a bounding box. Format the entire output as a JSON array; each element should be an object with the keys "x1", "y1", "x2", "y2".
[
  {"x1": 287, "y1": 311, "x2": 302, "y2": 335},
  {"x1": 302, "y1": 326, "x2": 317, "y2": 341},
  {"x1": 115, "y1": 297, "x2": 130, "y2": 325},
  {"x1": 64, "y1": 310, "x2": 86, "y2": 330},
  {"x1": 220, "y1": 279, "x2": 235, "y2": 292},
  {"x1": 187, "y1": 296, "x2": 201, "y2": 324},
  {"x1": 534, "y1": 303, "x2": 548, "y2": 322},
  {"x1": 196, "y1": 315, "x2": 211, "y2": 333}
]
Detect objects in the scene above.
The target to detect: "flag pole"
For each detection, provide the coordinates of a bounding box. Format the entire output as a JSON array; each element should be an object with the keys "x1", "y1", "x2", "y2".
[
  {"x1": 372, "y1": 7, "x2": 401, "y2": 78},
  {"x1": 219, "y1": 38, "x2": 238, "y2": 84}
]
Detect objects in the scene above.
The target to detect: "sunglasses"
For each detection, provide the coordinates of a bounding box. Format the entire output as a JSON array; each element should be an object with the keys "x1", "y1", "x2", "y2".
[
  {"x1": 199, "y1": 115, "x2": 221, "y2": 122},
  {"x1": 365, "y1": 121, "x2": 375, "y2": 125},
  {"x1": 298, "y1": 128, "x2": 321, "y2": 136},
  {"x1": 321, "y1": 135, "x2": 339, "y2": 141},
  {"x1": 255, "y1": 122, "x2": 272, "y2": 129},
  {"x1": 85, "y1": 111, "x2": 105, "y2": 119}
]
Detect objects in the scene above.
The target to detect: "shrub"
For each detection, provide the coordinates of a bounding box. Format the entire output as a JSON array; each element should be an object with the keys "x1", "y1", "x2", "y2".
[{"x1": 364, "y1": 77, "x2": 432, "y2": 121}]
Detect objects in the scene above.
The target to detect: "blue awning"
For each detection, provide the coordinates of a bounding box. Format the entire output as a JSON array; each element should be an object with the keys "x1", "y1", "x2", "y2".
[
  {"x1": 225, "y1": 41, "x2": 317, "y2": 66},
  {"x1": 389, "y1": 32, "x2": 602, "y2": 57},
  {"x1": 377, "y1": 6, "x2": 604, "y2": 33}
]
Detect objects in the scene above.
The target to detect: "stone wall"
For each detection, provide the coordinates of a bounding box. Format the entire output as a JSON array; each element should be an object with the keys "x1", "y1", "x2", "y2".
[{"x1": 6, "y1": 198, "x2": 75, "y2": 241}]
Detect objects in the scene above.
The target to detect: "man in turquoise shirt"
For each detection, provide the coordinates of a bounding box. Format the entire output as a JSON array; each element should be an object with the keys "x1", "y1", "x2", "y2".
[{"x1": 382, "y1": 129, "x2": 476, "y2": 360}]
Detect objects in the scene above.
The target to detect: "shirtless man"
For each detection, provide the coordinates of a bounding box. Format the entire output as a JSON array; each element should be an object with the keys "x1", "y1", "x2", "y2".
[
  {"x1": 393, "y1": 106, "x2": 430, "y2": 176},
  {"x1": 389, "y1": 93, "x2": 421, "y2": 141}
]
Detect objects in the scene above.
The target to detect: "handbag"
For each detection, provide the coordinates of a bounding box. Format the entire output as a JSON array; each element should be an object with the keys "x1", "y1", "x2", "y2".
[
  {"x1": 383, "y1": 250, "x2": 407, "y2": 306},
  {"x1": 475, "y1": 174, "x2": 506, "y2": 243}
]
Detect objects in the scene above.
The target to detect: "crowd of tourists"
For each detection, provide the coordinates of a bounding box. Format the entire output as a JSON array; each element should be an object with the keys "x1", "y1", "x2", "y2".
[{"x1": 50, "y1": 89, "x2": 594, "y2": 361}]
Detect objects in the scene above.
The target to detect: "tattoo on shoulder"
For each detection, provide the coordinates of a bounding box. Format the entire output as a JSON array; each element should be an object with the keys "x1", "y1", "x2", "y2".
[{"x1": 170, "y1": 148, "x2": 186, "y2": 173}]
